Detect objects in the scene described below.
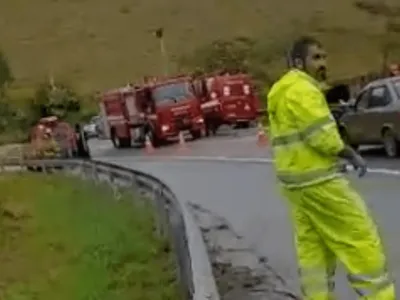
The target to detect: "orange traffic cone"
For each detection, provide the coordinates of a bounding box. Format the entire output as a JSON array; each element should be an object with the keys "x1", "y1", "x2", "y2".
[
  {"x1": 144, "y1": 135, "x2": 155, "y2": 154},
  {"x1": 177, "y1": 131, "x2": 188, "y2": 152},
  {"x1": 256, "y1": 122, "x2": 268, "y2": 147}
]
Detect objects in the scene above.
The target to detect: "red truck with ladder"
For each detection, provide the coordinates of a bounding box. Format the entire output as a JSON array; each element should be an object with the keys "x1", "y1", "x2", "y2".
[
  {"x1": 192, "y1": 72, "x2": 263, "y2": 136},
  {"x1": 99, "y1": 76, "x2": 205, "y2": 148}
]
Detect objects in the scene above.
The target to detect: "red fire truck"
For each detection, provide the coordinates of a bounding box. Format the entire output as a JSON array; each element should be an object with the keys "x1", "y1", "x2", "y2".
[
  {"x1": 193, "y1": 72, "x2": 263, "y2": 135},
  {"x1": 99, "y1": 76, "x2": 205, "y2": 148}
]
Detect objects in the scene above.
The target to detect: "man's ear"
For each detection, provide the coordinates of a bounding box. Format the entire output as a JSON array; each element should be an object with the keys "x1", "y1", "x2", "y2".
[{"x1": 293, "y1": 58, "x2": 304, "y2": 70}]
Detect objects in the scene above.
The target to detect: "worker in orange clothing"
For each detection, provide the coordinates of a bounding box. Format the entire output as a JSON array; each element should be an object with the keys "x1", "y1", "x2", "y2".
[{"x1": 267, "y1": 36, "x2": 396, "y2": 299}]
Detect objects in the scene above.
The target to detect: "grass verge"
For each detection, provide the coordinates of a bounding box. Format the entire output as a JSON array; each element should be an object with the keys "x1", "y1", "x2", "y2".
[{"x1": 0, "y1": 173, "x2": 179, "y2": 300}]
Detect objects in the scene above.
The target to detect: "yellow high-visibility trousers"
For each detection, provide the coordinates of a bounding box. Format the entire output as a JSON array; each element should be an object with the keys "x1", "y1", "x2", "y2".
[{"x1": 282, "y1": 177, "x2": 395, "y2": 300}]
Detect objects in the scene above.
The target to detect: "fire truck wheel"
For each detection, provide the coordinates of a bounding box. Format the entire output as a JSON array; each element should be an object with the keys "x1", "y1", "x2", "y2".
[
  {"x1": 382, "y1": 128, "x2": 400, "y2": 158},
  {"x1": 235, "y1": 121, "x2": 250, "y2": 129},
  {"x1": 111, "y1": 134, "x2": 120, "y2": 148},
  {"x1": 205, "y1": 125, "x2": 211, "y2": 137},
  {"x1": 149, "y1": 129, "x2": 161, "y2": 148},
  {"x1": 119, "y1": 138, "x2": 131, "y2": 148},
  {"x1": 191, "y1": 129, "x2": 202, "y2": 140},
  {"x1": 111, "y1": 133, "x2": 131, "y2": 148},
  {"x1": 205, "y1": 120, "x2": 218, "y2": 137}
]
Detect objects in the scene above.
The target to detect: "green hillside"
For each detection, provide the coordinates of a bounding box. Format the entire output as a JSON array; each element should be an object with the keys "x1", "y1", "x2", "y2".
[{"x1": 1, "y1": 0, "x2": 399, "y2": 93}]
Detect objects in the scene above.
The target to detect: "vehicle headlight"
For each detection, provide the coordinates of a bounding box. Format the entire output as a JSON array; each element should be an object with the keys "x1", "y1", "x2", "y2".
[{"x1": 161, "y1": 125, "x2": 169, "y2": 132}]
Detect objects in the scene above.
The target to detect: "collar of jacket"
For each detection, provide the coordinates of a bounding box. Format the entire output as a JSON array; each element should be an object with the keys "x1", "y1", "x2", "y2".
[{"x1": 289, "y1": 69, "x2": 326, "y2": 92}]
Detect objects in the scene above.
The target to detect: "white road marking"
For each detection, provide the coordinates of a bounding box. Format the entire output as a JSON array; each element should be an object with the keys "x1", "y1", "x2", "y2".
[{"x1": 124, "y1": 155, "x2": 400, "y2": 177}]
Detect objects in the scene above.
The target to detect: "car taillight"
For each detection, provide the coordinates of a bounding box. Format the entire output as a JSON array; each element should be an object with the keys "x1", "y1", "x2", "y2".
[
  {"x1": 223, "y1": 86, "x2": 230, "y2": 96},
  {"x1": 243, "y1": 84, "x2": 250, "y2": 95},
  {"x1": 211, "y1": 92, "x2": 217, "y2": 99}
]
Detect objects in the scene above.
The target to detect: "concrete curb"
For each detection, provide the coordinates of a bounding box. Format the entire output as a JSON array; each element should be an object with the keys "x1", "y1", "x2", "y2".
[{"x1": 181, "y1": 201, "x2": 221, "y2": 300}]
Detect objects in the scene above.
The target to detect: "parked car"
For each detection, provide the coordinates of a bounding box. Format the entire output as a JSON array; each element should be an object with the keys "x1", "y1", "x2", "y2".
[
  {"x1": 337, "y1": 76, "x2": 400, "y2": 157},
  {"x1": 83, "y1": 116, "x2": 100, "y2": 139},
  {"x1": 93, "y1": 116, "x2": 107, "y2": 139}
]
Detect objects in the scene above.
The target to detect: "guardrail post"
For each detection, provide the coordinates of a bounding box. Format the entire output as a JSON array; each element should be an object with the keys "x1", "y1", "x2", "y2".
[
  {"x1": 160, "y1": 189, "x2": 171, "y2": 239},
  {"x1": 18, "y1": 148, "x2": 24, "y2": 172},
  {"x1": 153, "y1": 186, "x2": 169, "y2": 238},
  {"x1": 108, "y1": 169, "x2": 121, "y2": 201},
  {"x1": 112, "y1": 184, "x2": 121, "y2": 201},
  {"x1": 91, "y1": 162, "x2": 99, "y2": 184},
  {"x1": 80, "y1": 161, "x2": 89, "y2": 179},
  {"x1": 108, "y1": 167, "x2": 114, "y2": 185},
  {"x1": 151, "y1": 185, "x2": 161, "y2": 236},
  {"x1": 41, "y1": 161, "x2": 47, "y2": 174},
  {"x1": 129, "y1": 173, "x2": 140, "y2": 198},
  {"x1": 130, "y1": 173, "x2": 138, "y2": 190}
]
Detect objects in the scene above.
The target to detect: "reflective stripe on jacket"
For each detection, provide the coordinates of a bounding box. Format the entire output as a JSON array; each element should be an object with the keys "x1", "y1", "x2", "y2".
[{"x1": 267, "y1": 69, "x2": 345, "y2": 188}]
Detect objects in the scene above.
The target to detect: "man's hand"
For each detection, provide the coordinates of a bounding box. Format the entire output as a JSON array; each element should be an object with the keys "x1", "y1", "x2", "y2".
[
  {"x1": 348, "y1": 152, "x2": 367, "y2": 177},
  {"x1": 338, "y1": 145, "x2": 367, "y2": 177}
]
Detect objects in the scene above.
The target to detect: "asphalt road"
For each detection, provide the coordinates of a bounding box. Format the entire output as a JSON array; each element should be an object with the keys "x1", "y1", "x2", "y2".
[
  {"x1": 90, "y1": 129, "x2": 400, "y2": 299},
  {"x1": 91, "y1": 126, "x2": 400, "y2": 171}
]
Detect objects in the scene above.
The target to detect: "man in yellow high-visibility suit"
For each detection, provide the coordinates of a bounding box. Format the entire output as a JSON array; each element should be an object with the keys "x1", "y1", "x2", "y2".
[{"x1": 267, "y1": 36, "x2": 396, "y2": 299}]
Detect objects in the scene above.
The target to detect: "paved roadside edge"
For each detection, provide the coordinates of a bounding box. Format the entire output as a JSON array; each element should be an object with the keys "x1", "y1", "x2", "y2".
[{"x1": 181, "y1": 200, "x2": 221, "y2": 300}]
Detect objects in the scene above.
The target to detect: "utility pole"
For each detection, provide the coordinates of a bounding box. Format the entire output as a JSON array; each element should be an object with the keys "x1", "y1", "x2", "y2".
[
  {"x1": 49, "y1": 69, "x2": 56, "y2": 91},
  {"x1": 155, "y1": 27, "x2": 169, "y2": 76}
]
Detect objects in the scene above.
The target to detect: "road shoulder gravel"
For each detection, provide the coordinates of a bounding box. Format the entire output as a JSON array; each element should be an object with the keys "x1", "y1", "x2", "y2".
[{"x1": 189, "y1": 203, "x2": 300, "y2": 300}]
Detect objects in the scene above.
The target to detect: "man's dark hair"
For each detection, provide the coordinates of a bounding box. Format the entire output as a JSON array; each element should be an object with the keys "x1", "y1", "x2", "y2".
[{"x1": 287, "y1": 36, "x2": 322, "y2": 67}]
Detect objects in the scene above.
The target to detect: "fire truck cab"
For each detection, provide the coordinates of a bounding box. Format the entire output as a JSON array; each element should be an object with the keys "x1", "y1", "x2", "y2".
[{"x1": 100, "y1": 77, "x2": 205, "y2": 148}]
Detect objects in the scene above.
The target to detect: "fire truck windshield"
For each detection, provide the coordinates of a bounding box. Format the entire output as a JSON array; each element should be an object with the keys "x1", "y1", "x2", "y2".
[{"x1": 151, "y1": 82, "x2": 193, "y2": 105}]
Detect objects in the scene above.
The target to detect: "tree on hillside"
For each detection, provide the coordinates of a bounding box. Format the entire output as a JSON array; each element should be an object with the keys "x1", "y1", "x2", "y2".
[
  {"x1": 0, "y1": 49, "x2": 15, "y2": 132},
  {"x1": 0, "y1": 49, "x2": 14, "y2": 97},
  {"x1": 178, "y1": 35, "x2": 292, "y2": 87},
  {"x1": 179, "y1": 36, "x2": 255, "y2": 74},
  {"x1": 29, "y1": 81, "x2": 81, "y2": 124},
  {"x1": 354, "y1": 0, "x2": 400, "y2": 70}
]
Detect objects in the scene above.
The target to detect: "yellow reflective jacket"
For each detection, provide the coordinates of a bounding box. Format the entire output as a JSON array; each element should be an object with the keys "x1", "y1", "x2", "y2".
[{"x1": 267, "y1": 69, "x2": 345, "y2": 189}]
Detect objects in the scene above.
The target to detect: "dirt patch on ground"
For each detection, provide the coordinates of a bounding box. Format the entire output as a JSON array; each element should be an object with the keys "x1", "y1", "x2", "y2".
[{"x1": 189, "y1": 203, "x2": 301, "y2": 300}]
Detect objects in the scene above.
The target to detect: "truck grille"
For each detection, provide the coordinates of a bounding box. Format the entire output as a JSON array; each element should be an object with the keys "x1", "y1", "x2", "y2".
[{"x1": 173, "y1": 112, "x2": 192, "y2": 130}]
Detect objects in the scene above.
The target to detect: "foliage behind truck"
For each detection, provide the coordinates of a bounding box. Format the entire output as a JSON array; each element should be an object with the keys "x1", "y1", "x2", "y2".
[{"x1": 99, "y1": 77, "x2": 205, "y2": 148}]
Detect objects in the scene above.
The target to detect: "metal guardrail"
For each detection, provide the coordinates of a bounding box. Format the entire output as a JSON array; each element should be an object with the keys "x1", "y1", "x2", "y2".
[{"x1": 0, "y1": 157, "x2": 220, "y2": 300}]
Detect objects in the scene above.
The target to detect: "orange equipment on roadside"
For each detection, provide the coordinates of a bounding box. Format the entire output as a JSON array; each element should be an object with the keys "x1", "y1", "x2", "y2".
[{"x1": 28, "y1": 116, "x2": 77, "y2": 159}]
